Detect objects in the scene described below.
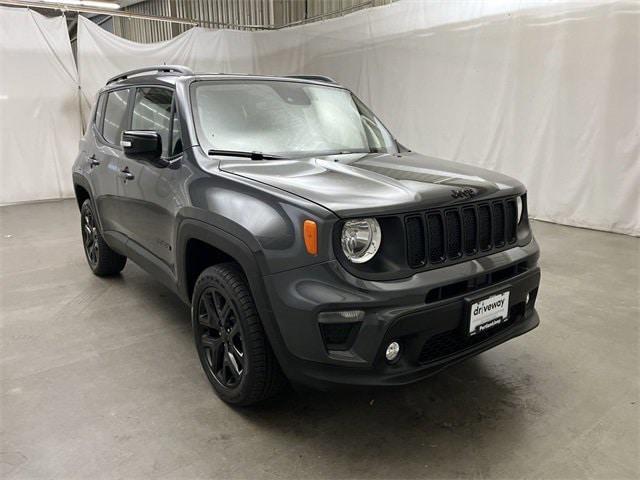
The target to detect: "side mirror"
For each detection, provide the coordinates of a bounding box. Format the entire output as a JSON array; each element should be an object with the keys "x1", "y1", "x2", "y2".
[{"x1": 121, "y1": 130, "x2": 161, "y2": 160}]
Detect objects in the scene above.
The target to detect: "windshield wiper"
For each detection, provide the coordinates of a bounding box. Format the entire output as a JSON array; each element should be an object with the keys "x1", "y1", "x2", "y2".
[
  {"x1": 207, "y1": 149, "x2": 283, "y2": 160},
  {"x1": 318, "y1": 148, "x2": 383, "y2": 156}
]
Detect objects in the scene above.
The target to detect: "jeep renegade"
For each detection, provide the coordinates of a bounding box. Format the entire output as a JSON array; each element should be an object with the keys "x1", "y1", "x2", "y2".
[{"x1": 72, "y1": 66, "x2": 541, "y2": 405}]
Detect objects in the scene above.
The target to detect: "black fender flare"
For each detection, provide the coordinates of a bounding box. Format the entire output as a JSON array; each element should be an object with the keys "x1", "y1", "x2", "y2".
[
  {"x1": 72, "y1": 172, "x2": 105, "y2": 233},
  {"x1": 71, "y1": 172, "x2": 94, "y2": 207},
  {"x1": 176, "y1": 219, "x2": 294, "y2": 373}
]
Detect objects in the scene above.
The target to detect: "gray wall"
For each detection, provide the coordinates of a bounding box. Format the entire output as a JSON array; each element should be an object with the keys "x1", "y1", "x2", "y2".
[{"x1": 113, "y1": 0, "x2": 394, "y2": 42}]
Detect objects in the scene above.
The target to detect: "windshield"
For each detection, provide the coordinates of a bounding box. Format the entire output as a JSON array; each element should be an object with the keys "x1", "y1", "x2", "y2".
[{"x1": 191, "y1": 80, "x2": 398, "y2": 157}]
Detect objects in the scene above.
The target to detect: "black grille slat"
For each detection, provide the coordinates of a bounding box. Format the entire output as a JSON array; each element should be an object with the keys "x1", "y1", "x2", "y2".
[
  {"x1": 445, "y1": 211, "x2": 462, "y2": 258},
  {"x1": 405, "y1": 216, "x2": 426, "y2": 267},
  {"x1": 505, "y1": 200, "x2": 517, "y2": 243},
  {"x1": 462, "y1": 207, "x2": 477, "y2": 254},
  {"x1": 493, "y1": 202, "x2": 506, "y2": 247},
  {"x1": 427, "y1": 214, "x2": 445, "y2": 263},
  {"x1": 478, "y1": 205, "x2": 492, "y2": 250}
]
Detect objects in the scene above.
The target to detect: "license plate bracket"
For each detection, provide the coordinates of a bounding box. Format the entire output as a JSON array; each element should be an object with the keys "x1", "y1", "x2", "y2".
[{"x1": 466, "y1": 289, "x2": 511, "y2": 336}]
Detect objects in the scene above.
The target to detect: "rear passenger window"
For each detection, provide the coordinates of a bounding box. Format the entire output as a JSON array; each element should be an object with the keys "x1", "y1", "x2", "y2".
[
  {"x1": 132, "y1": 87, "x2": 173, "y2": 156},
  {"x1": 103, "y1": 89, "x2": 131, "y2": 145}
]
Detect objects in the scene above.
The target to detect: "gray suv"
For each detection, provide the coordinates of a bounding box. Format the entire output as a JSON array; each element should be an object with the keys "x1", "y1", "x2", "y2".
[{"x1": 72, "y1": 66, "x2": 541, "y2": 405}]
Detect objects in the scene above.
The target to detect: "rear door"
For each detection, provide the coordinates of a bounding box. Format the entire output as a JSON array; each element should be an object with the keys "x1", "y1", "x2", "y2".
[{"x1": 89, "y1": 87, "x2": 131, "y2": 235}]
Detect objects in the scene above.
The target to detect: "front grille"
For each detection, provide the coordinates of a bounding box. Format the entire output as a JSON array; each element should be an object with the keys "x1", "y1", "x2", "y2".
[{"x1": 405, "y1": 197, "x2": 519, "y2": 268}]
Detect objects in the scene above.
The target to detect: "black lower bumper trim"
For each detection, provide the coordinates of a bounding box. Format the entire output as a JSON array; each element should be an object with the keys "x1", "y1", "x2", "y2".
[{"x1": 286, "y1": 310, "x2": 539, "y2": 390}]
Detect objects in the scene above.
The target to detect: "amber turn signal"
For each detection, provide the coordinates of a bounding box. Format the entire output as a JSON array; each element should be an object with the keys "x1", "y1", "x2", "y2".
[{"x1": 303, "y1": 220, "x2": 318, "y2": 256}]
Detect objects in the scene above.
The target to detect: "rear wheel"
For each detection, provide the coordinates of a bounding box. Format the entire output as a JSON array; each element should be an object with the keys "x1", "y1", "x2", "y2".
[
  {"x1": 80, "y1": 199, "x2": 126, "y2": 276},
  {"x1": 192, "y1": 263, "x2": 285, "y2": 406}
]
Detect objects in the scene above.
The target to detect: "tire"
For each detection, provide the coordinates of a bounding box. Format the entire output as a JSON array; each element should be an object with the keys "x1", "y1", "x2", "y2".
[
  {"x1": 192, "y1": 263, "x2": 285, "y2": 406},
  {"x1": 80, "y1": 199, "x2": 127, "y2": 276}
]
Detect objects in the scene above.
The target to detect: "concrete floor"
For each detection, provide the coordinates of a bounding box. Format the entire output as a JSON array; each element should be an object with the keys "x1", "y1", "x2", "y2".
[{"x1": 0, "y1": 199, "x2": 638, "y2": 479}]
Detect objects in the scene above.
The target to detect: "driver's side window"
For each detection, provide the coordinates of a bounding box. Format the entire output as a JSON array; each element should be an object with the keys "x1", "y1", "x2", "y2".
[{"x1": 131, "y1": 87, "x2": 173, "y2": 157}]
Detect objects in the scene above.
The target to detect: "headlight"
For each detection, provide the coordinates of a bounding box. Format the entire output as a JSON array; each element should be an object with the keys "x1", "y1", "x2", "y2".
[
  {"x1": 341, "y1": 218, "x2": 381, "y2": 263},
  {"x1": 516, "y1": 196, "x2": 524, "y2": 224}
]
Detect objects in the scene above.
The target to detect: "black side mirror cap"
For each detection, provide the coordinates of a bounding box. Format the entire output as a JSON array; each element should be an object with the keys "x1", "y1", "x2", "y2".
[{"x1": 121, "y1": 130, "x2": 161, "y2": 160}]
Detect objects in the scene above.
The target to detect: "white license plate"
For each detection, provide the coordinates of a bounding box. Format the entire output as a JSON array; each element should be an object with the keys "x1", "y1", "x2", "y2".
[{"x1": 469, "y1": 291, "x2": 510, "y2": 336}]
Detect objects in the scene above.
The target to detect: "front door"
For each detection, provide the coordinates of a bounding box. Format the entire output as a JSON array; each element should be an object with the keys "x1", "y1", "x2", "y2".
[{"x1": 117, "y1": 86, "x2": 187, "y2": 270}]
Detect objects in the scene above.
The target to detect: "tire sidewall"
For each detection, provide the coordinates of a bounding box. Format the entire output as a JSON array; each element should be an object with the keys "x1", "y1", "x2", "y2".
[{"x1": 192, "y1": 267, "x2": 254, "y2": 405}]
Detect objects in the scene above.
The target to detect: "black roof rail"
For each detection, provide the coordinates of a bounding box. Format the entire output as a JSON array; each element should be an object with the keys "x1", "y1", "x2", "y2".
[
  {"x1": 106, "y1": 65, "x2": 194, "y2": 85},
  {"x1": 284, "y1": 75, "x2": 337, "y2": 84}
]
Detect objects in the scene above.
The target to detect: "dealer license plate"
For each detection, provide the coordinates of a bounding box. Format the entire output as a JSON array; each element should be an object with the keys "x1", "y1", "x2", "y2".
[{"x1": 469, "y1": 291, "x2": 510, "y2": 336}]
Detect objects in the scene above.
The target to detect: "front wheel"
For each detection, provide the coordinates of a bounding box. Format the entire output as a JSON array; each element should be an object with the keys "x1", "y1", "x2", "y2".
[
  {"x1": 80, "y1": 199, "x2": 126, "y2": 276},
  {"x1": 192, "y1": 263, "x2": 285, "y2": 406}
]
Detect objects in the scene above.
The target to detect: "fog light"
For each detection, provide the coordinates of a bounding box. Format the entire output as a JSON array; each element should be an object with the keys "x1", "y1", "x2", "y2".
[
  {"x1": 526, "y1": 293, "x2": 531, "y2": 305},
  {"x1": 385, "y1": 341, "x2": 400, "y2": 362}
]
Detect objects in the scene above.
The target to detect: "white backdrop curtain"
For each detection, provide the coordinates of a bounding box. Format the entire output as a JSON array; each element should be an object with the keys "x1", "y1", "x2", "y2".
[
  {"x1": 0, "y1": 7, "x2": 82, "y2": 204},
  {"x1": 54, "y1": 1, "x2": 640, "y2": 235}
]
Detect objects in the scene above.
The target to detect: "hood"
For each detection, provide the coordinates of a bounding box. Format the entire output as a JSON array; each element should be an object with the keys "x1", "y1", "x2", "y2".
[{"x1": 219, "y1": 152, "x2": 524, "y2": 217}]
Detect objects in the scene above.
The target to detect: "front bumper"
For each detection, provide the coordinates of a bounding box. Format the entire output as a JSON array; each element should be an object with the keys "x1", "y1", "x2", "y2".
[{"x1": 262, "y1": 238, "x2": 541, "y2": 389}]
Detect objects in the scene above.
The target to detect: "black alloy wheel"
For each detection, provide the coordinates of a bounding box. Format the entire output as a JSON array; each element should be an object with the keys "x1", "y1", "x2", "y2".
[
  {"x1": 79, "y1": 199, "x2": 127, "y2": 276},
  {"x1": 82, "y1": 207, "x2": 99, "y2": 268},
  {"x1": 192, "y1": 263, "x2": 285, "y2": 405},
  {"x1": 197, "y1": 286, "x2": 245, "y2": 388}
]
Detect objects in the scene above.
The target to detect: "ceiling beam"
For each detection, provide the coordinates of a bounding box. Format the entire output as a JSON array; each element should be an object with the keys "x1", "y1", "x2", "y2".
[{"x1": 0, "y1": 0, "x2": 268, "y2": 28}]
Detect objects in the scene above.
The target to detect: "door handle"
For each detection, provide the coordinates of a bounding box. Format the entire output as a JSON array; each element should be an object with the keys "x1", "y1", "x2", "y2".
[
  {"x1": 88, "y1": 154, "x2": 100, "y2": 167},
  {"x1": 119, "y1": 168, "x2": 135, "y2": 181}
]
